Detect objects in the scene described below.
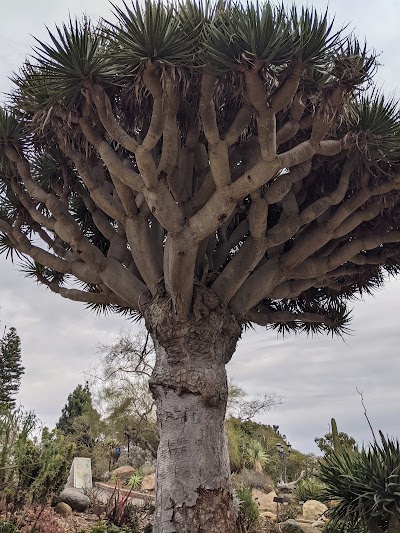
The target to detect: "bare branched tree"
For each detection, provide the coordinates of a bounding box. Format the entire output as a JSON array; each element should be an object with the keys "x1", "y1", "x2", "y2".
[{"x1": 91, "y1": 330, "x2": 158, "y2": 457}]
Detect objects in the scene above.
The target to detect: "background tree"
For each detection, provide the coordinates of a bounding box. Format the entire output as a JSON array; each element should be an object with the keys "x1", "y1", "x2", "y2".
[
  {"x1": 0, "y1": 326, "x2": 24, "y2": 410},
  {"x1": 0, "y1": 408, "x2": 74, "y2": 526},
  {"x1": 92, "y1": 330, "x2": 158, "y2": 457},
  {"x1": 0, "y1": 1, "x2": 400, "y2": 530},
  {"x1": 315, "y1": 421, "x2": 358, "y2": 456},
  {"x1": 56, "y1": 382, "x2": 102, "y2": 456},
  {"x1": 227, "y1": 380, "x2": 281, "y2": 421}
]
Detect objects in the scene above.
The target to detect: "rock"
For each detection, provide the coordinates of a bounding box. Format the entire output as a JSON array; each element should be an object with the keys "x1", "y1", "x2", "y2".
[
  {"x1": 311, "y1": 519, "x2": 326, "y2": 528},
  {"x1": 252, "y1": 488, "x2": 278, "y2": 512},
  {"x1": 54, "y1": 502, "x2": 72, "y2": 517},
  {"x1": 112, "y1": 465, "x2": 136, "y2": 482},
  {"x1": 57, "y1": 488, "x2": 91, "y2": 512},
  {"x1": 302, "y1": 500, "x2": 328, "y2": 521},
  {"x1": 279, "y1": 519, "x2": 305, "y2": 532},
  {"x1": 262, "y1": 510, "x2": 277, "y2": 521},
  {"x1": 141, "y1": 473, "x2": 155, "y2": 491}
]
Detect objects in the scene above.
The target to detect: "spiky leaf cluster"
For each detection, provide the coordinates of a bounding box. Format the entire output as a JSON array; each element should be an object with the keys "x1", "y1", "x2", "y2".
[
  {"x1": 319, "y1": 433, "x2": 400, "y2": 531},
  {"x1": 0, "y1": 0, "x2": 399, "y2": 336}
]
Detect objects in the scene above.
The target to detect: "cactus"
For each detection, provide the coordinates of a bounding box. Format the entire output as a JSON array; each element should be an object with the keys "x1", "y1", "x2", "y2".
[{"x1": 331, "y1": 418, "x2": 341, "y2": 453}]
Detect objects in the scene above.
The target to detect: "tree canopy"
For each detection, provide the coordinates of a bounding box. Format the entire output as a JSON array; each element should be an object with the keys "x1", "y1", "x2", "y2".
[
  {"x1": 0, "y1": 326, "x2": 24, "y2": 410},
  {"x1": 0, "y1": 1, "x2": 399, "y2": 334}
]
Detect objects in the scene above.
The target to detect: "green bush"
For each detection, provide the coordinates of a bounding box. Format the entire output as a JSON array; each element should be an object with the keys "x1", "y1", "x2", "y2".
[
  {"x1": 318, "y1": 432, "x2": 400, "y2": 532},
  {"x1": 0, "y1": 523, "x2": 17, "y2": 533},
  {"x1": 295, "y1": 478, "x2": 326, "y2": 503},
  {"x1": 235, "y1": 486, "x2": 262, "y2": 533},
  {"x1": 0, "y1": 409, "x2": 74, "y2": 523}
]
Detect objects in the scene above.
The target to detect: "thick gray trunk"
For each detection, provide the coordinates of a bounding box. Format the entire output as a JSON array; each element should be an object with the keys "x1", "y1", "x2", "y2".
[{"x1": 145, "y1": 287, "x2": 241, "y2": 533}]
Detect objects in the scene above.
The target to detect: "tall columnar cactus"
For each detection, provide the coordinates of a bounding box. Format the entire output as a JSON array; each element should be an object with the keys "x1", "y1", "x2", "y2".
[{"x1": 331, "y1": 418, "x2": 341, "y2": 453}]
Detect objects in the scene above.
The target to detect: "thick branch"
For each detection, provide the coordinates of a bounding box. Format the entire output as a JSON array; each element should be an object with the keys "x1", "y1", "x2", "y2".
[{"x1": 246, "y1": 309, "x2": 336, "y2": 327}]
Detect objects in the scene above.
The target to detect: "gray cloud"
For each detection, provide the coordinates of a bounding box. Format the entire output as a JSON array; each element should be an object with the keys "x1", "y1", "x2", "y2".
[{"x1": 1, "y1": 0, "x2": 400, "y2": 455}]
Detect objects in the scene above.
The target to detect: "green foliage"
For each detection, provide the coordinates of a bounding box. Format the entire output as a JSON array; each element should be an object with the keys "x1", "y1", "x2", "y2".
[
  {"x1": 0, "y1": 327, "x2": 24, "y2": 410},
  {"x1": 126, "y1": 472, "x2": 143, "y2": 491},
  {"x1": 315, "y1": 422, "x2": 357, "y2": 456},
  {"x1": 93, "y1": 331, "x2": 158, "y2": 459},
  {"x1": 295, "y1": 478, "x2": 326, "y2": 503},
  {"x1": 105, "y1": 484, "x2": 139, "y2": 530},
  {"x1": 56, "y1": 382, "x2": 93, "y2": 434},
  {"x1": 278, "y1": 503, "x2": 302, "y2": 522},
  {"x1": 225, "y1": 418, "x2": 313, "y2": 482},
  {"x1": 226, "y1": 419, "x2": 243, "y2": 472},
  {"x1": 0, "y1": 408, "x2": 74, "y2": 522},
  {"x1": 318, "y1": 432, "x2": 400, "y2": 532},
  {"x1": 244, "y1": 439, "x2": 269, "y2": 472},
  {"x1": 56, "y1": 382, "x2": 103, "y2": 460},
  {"x1": 235, "y1": 485, "x2": 263, "y2": 533},
  {"x1": 0, "y1": 523, "x2": 17, "y2": 533}
]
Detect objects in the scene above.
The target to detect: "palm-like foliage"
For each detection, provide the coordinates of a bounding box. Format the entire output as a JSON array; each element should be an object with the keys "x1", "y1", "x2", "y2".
[
  {"x1": 244, "y1": 440, "x2": 269, "y2": 473},
  {"x1": 108, "y1": 0, "x2": 198, "y2": 69},
  {"x1": 0, "y1": 1, "x2": 398, "y2": 340},
  {"x1": 12, "y1": 18, "x2": 115, "y2": 111},
  {"x1": 319, "y1": 433, "x2": 400, "y2": 532}
]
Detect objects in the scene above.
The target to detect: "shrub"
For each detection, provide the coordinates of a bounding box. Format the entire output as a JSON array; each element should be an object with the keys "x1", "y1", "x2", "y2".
[
  {"x1": 34, "y1": 508, "x2": 66, "y2": 533},
  {"x1": 277, "y1": 502, "x2": 302, "y2": 522},
  {"x1": 295, "y1": 478, "x2": 326, "y2": 503},
  {"x1": 232, "y1": 468, "x2": 273, "y2": 493},
  {"x1": 0, "y1": 523, "x2": 17, "y2": 533},
  {"x1": 105, "y1": 483, "x2": 140, "y2": 530},
  {"x1": 235, "y1": 486, "x2": 263, "y2": 533},
  {"x1": 0, "y1": 409, "x2": 74, "y2": 523},
  {"x1": 318, "y1": 432, "x2": 400, "y2": 532},
  {"x1": 138, "y1": 463, "x2": 155, "y2": 477},
  {"x1": 126, "y1": 473, "x2": 143, "y2": 491}
]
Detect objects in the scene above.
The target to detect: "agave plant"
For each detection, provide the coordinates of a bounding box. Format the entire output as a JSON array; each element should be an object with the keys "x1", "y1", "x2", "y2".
[{"x1": 319, "y1": 432, "x2": 400, "y2": 533}]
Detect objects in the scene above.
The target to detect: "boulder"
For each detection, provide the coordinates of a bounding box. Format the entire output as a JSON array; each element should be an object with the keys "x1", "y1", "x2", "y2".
[
  {"x1": 311, "y1": 519, "x2": 326, "y2": 528},
  {"x1": 302, "y1": 500, "x2": 328, "y2": 522},
  {"x1": 261, "y1": 510, "x2": 277, "y2": 521},
  {"x1": 252, "y1": 488, "x2": 278, "y2": 513},
  {"x1": 279, "y1": 519, "x2": 305, "y2": 532},
  {"x1": 112, "y1": 465, "x2": 136, "y2": 483},
  {"x1": 141, "y1": 473, "x2": 155, "y2": 491},
  {"x1": 57, "y1": 488, "x2": 90, "y2": 512},
  {"x1": 54, "y1": 502, "x2": 72, "y2": 517}
]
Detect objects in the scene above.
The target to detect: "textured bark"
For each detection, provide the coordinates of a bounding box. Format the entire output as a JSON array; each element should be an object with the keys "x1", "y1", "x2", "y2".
[{"x1": 144, "y1": 286, "x2": 241, "y2": 533}]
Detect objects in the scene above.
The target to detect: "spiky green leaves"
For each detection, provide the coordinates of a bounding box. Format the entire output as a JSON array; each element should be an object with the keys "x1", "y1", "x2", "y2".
[
  {"x1": 13, "y1": 18, "x2": 115, "y2": 110},
  {"x1": 319, "y1": 433, "x2": 400, "y2": 530},
  {"x1": 290, "y1": 7, "x2": 341, "y2": 65},
  {"x1": 349, "y1": 92, "x2": 400, "y2": 166},
  {"x1": 0, "y1": 107, "x2": 25, "y2": 147},
  {"x1": 108, "y1": 0, "x2": 197, "y2": 70},
  {"x1": 259, "y1": 294, "x2": 352, "y2": 337}
]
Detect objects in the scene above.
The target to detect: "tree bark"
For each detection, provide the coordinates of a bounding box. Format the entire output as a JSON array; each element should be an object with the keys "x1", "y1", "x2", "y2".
[{"x1": 144, "y1": 286, "x2": 242, "y2": 533}]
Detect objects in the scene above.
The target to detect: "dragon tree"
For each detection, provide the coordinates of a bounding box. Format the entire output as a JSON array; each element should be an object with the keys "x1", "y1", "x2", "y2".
[{"x1": 1, "y1": 2, "x2": 400, "y2": 531}]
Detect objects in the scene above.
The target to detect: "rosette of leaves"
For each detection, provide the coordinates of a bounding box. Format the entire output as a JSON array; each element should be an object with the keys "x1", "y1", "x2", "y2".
[
  {"x1": 126, "y1": 472, "x2": 143, "y2": 491},
  {"x1": 319, "y1": 432, "x2": 400, "y2": 533}
]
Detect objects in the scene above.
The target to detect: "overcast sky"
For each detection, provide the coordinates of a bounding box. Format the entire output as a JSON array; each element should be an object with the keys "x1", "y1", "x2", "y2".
[{"x1": 0, "y1": 0, "x2": 399, "y2": 455}]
